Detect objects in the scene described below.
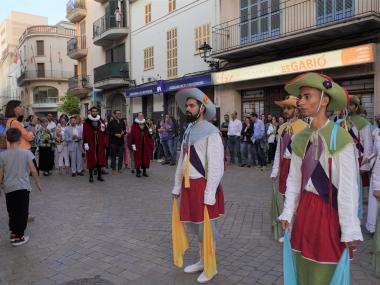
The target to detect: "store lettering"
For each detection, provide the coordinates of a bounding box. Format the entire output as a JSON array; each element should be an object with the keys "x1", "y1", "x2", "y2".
[{"x1": 281, "y1": 55, "x2": 327, "y2": 73}]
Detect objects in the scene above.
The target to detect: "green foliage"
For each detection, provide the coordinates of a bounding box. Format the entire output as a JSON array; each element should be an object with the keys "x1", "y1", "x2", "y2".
[{"x1": 58, "y1": 93, "x2": 81, "y2": 115}]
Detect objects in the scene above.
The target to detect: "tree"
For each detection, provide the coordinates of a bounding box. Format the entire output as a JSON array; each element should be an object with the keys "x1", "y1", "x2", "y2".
[{"x1": 58, "y1": 93, "x2": 81, "y2": 115}]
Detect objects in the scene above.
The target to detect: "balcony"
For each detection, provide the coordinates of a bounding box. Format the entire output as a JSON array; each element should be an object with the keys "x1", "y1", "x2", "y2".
[
  {"x1": 32, "y1": 97, "x2": 59, "y2": 109},
  {"x1": 94, "y1": 62, "x2": 129, "y2": 89},
  {"x1": 68, "y1": 75, "x2": 92, "y2": 98},
  {"x1": 212, "y1": 0, "x2": 380, "y2": 61},
  {"x1": 67, "y1": 36, "x2": 87, "y2": 59},
  {"x1": 19, "y1": 25, "x2": 76, "y2": 45},
  {"x1": 66, "y1": 0, "x2": 86, "y2": 23},
  {"x1": 94, "y1": 0, "x2": 108, "y2": 3},
  {"x1": 17, "y1": 70, "x2": 74, "y2": 87},
  {"x1": 93, "y1": 14, "x2": 129, "y2": 46}
]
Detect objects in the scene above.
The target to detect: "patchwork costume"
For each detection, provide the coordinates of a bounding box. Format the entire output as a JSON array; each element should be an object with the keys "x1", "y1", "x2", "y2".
[
  {"x1": 279, "y1": 73, "x2": 363, "y2": 285},
  {"x1": 172, "y1": 88, "x2": 224, "y2": 283},
  {"x1": 270, "y1": 96, "x2": 307, "y2": 195}
]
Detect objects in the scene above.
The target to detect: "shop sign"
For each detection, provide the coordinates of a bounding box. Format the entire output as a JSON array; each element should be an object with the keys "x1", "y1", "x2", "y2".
[
  {"x1": 212, "y1": 44, "x2": 375, "y2": 85},
  {"x1": 165, "y1": 73, "x2": 211, "y2": 92},
  {"x1": 126, "y1": 84, "x2": 156, "y2": 97}
]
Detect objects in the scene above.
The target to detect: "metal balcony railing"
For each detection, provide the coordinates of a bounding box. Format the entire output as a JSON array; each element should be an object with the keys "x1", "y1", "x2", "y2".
[
  {"x1": 66, "y1": 0, "x2": 86, "y2": 15},
  {"x1": 67, "y1": 36, "x2": 87, "y2": 54},
  {"x1": 93, "y1": 14, "x2": 127, "y2": 38},
  {"x1": 17, "y1": 70, "x2": 74, "y2": 86},
  {"x1": 68, "y1": 75, "x2": 92, "y2": 90},
  {"x1": 94, "y1": 62, "x2": 129, "y2": 83},
  {"x1": 212, "y1": 0, "x2": 380, "y2": 54}
]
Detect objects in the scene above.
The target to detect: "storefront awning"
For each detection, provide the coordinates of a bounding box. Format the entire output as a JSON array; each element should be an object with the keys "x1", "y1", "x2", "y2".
[
  {"x1": 126, "y1": 73, "x2": 212, "y2": 97},
  {"x1": 212, "y1": 43, "x2": 375, "y2": 85}
]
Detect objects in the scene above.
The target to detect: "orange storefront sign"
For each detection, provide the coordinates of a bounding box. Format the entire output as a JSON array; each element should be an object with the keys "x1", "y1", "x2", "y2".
[{"x1": 212, "y1": 44, "x2": 375, "y2": 85}]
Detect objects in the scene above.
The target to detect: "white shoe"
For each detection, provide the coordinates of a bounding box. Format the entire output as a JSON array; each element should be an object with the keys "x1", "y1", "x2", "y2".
[
  {"x1": 197, "y1": 270, "x2": 218, "y2": 283},
  {"x1": 184, "y1": 260, "x2": 204, "y2": 273},
  {"x1": 278, "y1": 236, "x2": 284, "y2": 243}
]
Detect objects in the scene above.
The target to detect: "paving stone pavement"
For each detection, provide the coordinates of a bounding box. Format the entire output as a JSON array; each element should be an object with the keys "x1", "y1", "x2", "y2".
[{"x1": 0, "y1": 162, "x2": 379, "y2": 285}]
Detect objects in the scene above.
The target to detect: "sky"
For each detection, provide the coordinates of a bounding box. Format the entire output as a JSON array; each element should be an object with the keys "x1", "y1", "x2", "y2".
[{"x1": 0, "y1": 0, "x2": 68, "y2": 25}]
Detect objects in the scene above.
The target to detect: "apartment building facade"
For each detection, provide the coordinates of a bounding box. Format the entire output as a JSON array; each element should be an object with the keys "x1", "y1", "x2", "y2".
[
  {"x1": 0, "y1": 11, "x2": 48, "y2": 110},
  {"x1": 127, "y1": 0, "x2": 219, "y2": 124},
  {"x1": 66, "y1": 0, "x2": 105, "y2": 117},
  {"x1": 16, "y1": 22, "x2": 77, "y2": 117},
  {"x1": 92, "y1": 0, "x2": 130, "y2": 118},
  {"x1": 211, "y1": 0, "x2": 380, "y2": 122}
]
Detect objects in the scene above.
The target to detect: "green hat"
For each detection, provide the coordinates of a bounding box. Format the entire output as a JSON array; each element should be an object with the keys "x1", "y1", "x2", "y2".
[
  {"x1": 285, "y1": 72, "x2": 348, "y2": 112},
  {"x1": 349, "y1": 95, "x2": 365, "y2": 115}
]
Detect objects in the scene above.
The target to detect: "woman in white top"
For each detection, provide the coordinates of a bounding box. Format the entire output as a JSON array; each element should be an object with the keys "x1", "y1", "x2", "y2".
[
  {"x1": 55, "y1": 117, "x2": 70, "y2": 174},
  {"x1": 267, "y1": 116, "x2": 278, "y2": 163}
]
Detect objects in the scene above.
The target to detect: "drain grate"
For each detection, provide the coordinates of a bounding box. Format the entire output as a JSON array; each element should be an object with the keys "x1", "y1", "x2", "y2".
[{"x1": 64, "y1": 275, "x2": 114, "y2": 285}]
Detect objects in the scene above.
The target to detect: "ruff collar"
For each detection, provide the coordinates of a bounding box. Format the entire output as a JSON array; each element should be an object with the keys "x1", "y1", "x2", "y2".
[
  {"x1": 135, "y1": 118, "x2": 146, "y2": 124},
  {"x1": 88, "y1": 114, "x2": 100, "y2": 121}
]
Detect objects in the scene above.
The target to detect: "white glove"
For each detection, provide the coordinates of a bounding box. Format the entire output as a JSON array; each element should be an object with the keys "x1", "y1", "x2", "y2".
[
  {"x1": 132, "y1": 144, "x2": 136, "y2": 151},
  {"x1": 101, "y1": 124, "x2": 106, "y2": 132},
  {"x1": 84, "y1": 143, "x2": 89, "y2": 151}
]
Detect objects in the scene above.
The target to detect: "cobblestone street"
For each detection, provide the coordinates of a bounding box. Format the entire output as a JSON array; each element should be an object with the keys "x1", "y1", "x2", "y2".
[{"x1": 0, "y1": 163, "x2": 379, "y2": 285}]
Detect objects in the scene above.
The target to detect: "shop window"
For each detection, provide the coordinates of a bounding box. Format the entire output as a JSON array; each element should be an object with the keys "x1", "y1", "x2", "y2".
[
  {"x1": 144, "y1": 46, "x2": 154, "y2": 70},
  {"x1": 169, "y1": 0, "x2": 176, "y2": 13},
  {"x1": 242, "y1": 90, "x2": 265, "y2": 116},
  {"x1": 167, "y1": 27, "x2": 178, "y2": 78},
  {"x1": 194, "y1": 24, "x2": 210, "y2": 54},
  {"x1": 145, "y1": 3, "x2": 152, "y2": 24},
  {"x1": 240, "y1": 0, "x2": 281, "y2": 45},
  {"x1": 316, "y1": 0, "x2": 354, "y2": 25}
]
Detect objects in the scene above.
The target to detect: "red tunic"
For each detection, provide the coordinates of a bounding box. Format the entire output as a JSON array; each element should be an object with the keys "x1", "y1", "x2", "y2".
[
  {"x1": 129, "y1": 123, "x2": 154, "y2": 169},
  {"x1": 82, "y1": 119, "x2": 108, "y2": 169}
]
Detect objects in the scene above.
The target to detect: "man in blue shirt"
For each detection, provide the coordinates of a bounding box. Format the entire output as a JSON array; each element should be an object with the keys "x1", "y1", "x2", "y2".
[{"x1": 251, "y1": 113, "x2": 267, "y2": 170}]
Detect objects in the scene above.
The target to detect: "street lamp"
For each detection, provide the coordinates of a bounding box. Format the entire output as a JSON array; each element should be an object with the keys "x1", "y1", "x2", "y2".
[
  {"x1": 81, "y1": 76, "x2": 88, "y2": 88},
  {"x1": 198, "y1": 41, "x2": 219, "y2": 70},
  {"x1": 120, "y1": 67, "x2": 136, "y2": 86}
]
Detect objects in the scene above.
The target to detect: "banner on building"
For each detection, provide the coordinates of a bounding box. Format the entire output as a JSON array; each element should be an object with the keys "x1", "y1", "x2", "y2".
[{"x1": 212, "y1": 44, "x2": 375, "y2": 85}]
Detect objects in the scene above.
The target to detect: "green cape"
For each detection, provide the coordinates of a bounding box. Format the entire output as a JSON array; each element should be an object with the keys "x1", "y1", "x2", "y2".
[
  {"x1": 292, "y1": 121, "x2": 353, "y2": 158},
  {"x1": 350, "y1": 115, "x2": 370, "y2": 131}
]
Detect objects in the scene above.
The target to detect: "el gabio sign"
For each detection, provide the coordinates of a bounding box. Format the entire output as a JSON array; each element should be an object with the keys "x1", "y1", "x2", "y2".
[{"x1": 212, "y1": 44, "x2": 375, "y2": 85}]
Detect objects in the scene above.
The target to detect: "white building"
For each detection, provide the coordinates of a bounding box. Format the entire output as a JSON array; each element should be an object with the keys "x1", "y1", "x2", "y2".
[{"x1": 128, "y1": 0, "x2": 219, "y2": 123}]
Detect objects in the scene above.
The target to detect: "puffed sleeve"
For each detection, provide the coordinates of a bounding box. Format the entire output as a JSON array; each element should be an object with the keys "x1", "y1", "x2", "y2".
[
  {"x1": 270, "y1": 134, "x2": 281, "y2": 178},
  {"x1": 337, "y1": 143, "x2": 363, "y2": 242},
  {"x1": 204, "y1": 133, "x2": 224, "y2": 205},
  {"x1": 278, "y1": 152, "x2": 302, "y2": 222},
  {"x1": 172, "y1": 140, "x2": 185, "y2": 195}
]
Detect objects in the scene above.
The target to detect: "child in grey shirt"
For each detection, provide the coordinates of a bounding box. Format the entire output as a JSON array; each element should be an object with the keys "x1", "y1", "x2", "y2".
[{"x1": 0, "y1": 128, "x2": 41, "y2": 246}]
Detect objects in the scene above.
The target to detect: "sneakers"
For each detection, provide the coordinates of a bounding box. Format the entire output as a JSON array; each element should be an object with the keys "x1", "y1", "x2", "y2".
[
  {"x1": 12, "y1": 235, "x2": 29, "y2": 247},
  {"x1": 10, "y1": 233, "x2": 16, "y2": 242},
  {"x1": 197, "y1": 270, "x2": 218, "y2": 283},
  {"x1": 184, "y1": 260, "x2": 204, "y2": 273}
]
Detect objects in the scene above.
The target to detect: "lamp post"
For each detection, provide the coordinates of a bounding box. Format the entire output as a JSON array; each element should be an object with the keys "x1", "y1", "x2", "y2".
[
  {"x1": 198, "y1": 41, "x2": 219, "y2": 70},
  {"x1": 81, "y1": 75, "x2": 88, "y2": 88}
]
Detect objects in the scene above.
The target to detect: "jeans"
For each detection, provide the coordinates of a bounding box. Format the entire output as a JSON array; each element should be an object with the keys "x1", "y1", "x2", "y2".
[
  {"x1": 6, "y1": 190, "x2": 29, "y2": 238},
  {"x1": 254, "y1": 139, "x2": 267, "y2": 167},
  {"x1": 168, "y1": 137, "x2": 178, "y2": 164},
  {"x1": 240, "y1": 142, "x2": 253, "y2": 166},
  {"x1": 228, "y1": 136, "x2": 241, "y2": 164},
  {"x1": 110, "y1": 144, "x2": 124, "y2": 171},
  {"x1": 161, "y1": 140, "x2": 171, "y2": 162}
]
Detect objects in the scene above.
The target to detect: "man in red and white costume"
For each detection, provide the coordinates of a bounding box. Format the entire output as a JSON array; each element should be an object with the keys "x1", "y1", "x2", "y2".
[{"x1": 172, "y1": 88, "x2": 224, "y2": 283}]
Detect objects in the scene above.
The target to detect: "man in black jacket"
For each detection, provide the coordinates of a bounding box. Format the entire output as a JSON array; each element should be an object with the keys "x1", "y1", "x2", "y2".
[{"x1": 108, "y1": 110, "x2": 126, "y2": 174}]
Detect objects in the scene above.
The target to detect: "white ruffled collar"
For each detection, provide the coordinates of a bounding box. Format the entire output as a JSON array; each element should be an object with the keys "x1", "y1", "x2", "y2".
[
  {"x1": 135, "y1": 118, "x2": 146, "y2": 124},
  {"x1": 88, "y1": 114, "x2": 100, "y2": 121}
]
